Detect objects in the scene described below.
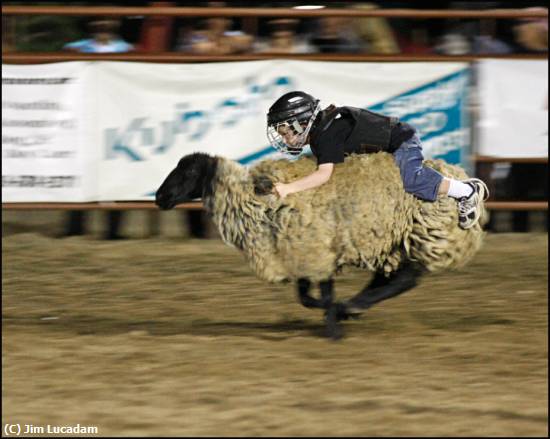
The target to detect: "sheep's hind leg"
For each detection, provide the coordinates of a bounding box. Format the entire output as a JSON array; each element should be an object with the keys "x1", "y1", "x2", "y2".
[
  {"x1": 338, "y1": 270, "x2": 392, "y2": 319},
  {"x1": 336, "y1": 261, "x2": 423, "y2": 321}
]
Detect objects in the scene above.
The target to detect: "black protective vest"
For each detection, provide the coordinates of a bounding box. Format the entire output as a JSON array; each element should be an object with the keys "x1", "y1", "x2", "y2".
[{"x1": 311, "y1": 106, "x2": 400, "y2": 154}]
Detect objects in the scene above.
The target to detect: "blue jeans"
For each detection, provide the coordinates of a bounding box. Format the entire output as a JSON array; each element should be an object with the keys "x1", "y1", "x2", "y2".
[{"x1": 392, "y1": 133, "x2": 443, "y2": 202}]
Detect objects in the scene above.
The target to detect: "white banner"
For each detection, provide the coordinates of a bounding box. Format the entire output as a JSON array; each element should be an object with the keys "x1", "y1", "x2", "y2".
[
  {"x1": 2, "y1": 62, "x2": 97, "y2": 202},
  {"x1": 477, "y1": 60, "x2": 548, "y2": 158},
  {"x1": 3, "y1": 60, "x2": 470, "y2": 201}
]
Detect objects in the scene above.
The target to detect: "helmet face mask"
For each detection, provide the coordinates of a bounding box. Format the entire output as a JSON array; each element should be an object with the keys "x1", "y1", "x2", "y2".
[
  {"x1": 266, "y1": 91, "x2": 321, "y2": 156},
  {"x1": 267, "y1": 118, "x2": 307, "y2": 155}
]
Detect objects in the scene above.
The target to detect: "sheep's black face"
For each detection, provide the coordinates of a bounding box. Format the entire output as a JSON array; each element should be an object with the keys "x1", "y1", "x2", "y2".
[{"x1": 155, "y1": 153, "x2": 216, "y2": 210}]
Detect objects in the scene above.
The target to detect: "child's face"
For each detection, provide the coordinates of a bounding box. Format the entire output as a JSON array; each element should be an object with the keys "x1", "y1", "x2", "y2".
[
  {"x1": 277, "y1": 122, "x2": 307, "y2": 147},
  {"x1": 277, "y1": 124, "x2": 299, "y2": 147}
]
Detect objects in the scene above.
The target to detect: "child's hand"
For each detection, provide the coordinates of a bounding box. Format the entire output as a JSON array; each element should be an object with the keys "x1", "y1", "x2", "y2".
[{"x1": 274, "y1": 183, "x2": 292, "y2": 199}]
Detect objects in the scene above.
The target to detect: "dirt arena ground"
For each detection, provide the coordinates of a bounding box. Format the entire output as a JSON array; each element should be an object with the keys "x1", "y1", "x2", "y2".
[{"x1": 2, "y1": 226, "x2": 548, "y2": 436}]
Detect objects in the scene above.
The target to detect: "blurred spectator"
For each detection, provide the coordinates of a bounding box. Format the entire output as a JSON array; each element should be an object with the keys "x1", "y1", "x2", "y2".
[
  {"x1": 63, "y1": 18, "x2": 134, "y2": 53},
  {"x1": 434, "y1": 20, "x2": 471, "y2": 55},
  {"x1": 254, "y1": 19, "x2": 314, "y2": 54},
  {"x1": 187, "y1": 17, "x2": 252, "y2": 54},
  {"x1": 177, "y1": 2, "x2": 253, "y2": 54},
  {"x1": 2, "y1": 16, "x2": 16, "y2": 52},
  {"x1": 472, "y1": 19, "x2": 513, "y2": 54},
  {"x1": 175, "y1": 24, "x2": 196, "y2": 52},
  {"x1": 513, "y1": 7, "x2": 548, "y2": 52},
  {"x1": 309, "y1": 16, "x2": 362, "y2": 54},
  {"x1": 352, "y1": 3, "x2": 400, "y2": 54}
]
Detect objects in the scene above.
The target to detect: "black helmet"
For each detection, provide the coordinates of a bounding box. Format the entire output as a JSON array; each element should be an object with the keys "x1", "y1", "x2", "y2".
[{"x1": 266, "y1": 91, "x2": 321, "y2": 155}]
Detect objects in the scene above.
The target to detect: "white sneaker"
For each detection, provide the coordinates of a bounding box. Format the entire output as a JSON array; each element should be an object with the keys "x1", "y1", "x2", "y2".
[{"x1": 458, "y1": 178, "x2": 489, "y2": 229}]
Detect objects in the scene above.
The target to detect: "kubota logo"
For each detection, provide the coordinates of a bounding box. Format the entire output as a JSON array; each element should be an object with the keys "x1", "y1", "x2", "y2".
[{"x1": 104, "y1": 76, "x2": 294, "y2": 161}]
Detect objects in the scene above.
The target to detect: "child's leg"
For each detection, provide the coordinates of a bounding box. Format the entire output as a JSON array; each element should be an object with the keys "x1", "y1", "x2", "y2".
[
  {"x1": 393, "y1": 133, "x2": 489, "y2": 229},
  {"x1": 392, "y1": 133, "x2": 445, "y2": 201},
  {"x1": 393, "y1": 133, "x2": 475, "y2": 201}
]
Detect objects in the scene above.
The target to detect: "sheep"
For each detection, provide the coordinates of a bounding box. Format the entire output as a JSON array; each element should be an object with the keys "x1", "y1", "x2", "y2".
[{"x1": 155, "y1": 151, "x2": 487, "y2": 339}]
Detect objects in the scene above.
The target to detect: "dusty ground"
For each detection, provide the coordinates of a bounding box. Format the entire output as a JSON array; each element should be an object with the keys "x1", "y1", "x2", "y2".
[{"x1": 2, "y1": 230, "x2": 548, "y2": 437}]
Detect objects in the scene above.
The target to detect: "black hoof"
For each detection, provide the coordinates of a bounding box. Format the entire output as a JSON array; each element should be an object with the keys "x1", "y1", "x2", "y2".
[
  {"x1": 340, "y1": 302, "x2": 364, "y2": 320},
  {"x1": 324, "y1": 302, "x2": 359, "y2": 322}
]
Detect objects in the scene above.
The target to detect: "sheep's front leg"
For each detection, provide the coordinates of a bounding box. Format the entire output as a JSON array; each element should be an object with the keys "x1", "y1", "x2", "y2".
[
  {"x1": 297, "y1": 278, "x2": 333, "y2": 310},
  {"x1": 297, "y1": 279, "x2": 342, "y2": 340}
]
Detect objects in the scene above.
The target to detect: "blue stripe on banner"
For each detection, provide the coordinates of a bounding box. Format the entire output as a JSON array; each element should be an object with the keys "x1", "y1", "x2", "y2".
[{"x1": 367, "y1": 69, "x2": 468, "y2": 114}]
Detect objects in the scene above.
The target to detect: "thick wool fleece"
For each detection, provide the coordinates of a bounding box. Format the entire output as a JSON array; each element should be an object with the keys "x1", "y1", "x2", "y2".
[{"x1": 204, "y1": 153, "x2": 486, "y2": 283}]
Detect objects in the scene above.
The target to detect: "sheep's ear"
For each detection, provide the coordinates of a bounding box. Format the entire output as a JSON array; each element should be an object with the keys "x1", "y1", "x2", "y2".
[{"x1": 253, "y1": 175, "x2": 274, "y2": 196}]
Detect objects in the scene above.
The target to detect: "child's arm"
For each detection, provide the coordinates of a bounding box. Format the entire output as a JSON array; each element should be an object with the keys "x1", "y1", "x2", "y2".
[{"x1": 275, "y1": 163, "x2": 334, "y2": 199}]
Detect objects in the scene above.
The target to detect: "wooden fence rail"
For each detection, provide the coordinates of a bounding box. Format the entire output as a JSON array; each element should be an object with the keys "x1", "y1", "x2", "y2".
[
  {"x1": 2, "y1": 5, "x2": 548, "y2": 19},
  {"x1": 3, "y1": 53, "x2": 547, "y2": 64}
]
